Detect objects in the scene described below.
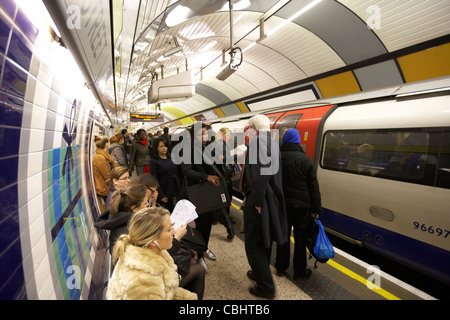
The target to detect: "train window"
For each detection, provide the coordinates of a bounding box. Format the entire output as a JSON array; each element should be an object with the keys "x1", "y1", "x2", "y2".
[
  {"x1": 278, "y1": 114, "x2": 303, "y2": 133},
  {"x1": 321, "y1": 129, "x2": 449, "y2": 189},
  {"x1": 277, "y1": 113, "x2": 303, "y2": 144}
]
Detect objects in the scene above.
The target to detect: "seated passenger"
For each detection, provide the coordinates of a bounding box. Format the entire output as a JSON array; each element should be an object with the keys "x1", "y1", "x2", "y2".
[
  {"x1": 346, "y1": 143, "x2": 374, "y2": 173},
  {"x1": 106, "y1": 206, "x2": 197, "y2": 300},
  {"x1": 105, "y1": 166, "x2": 130, "y2": 209},
  {"x1": 128, "y1": 173, "x2": 159, "y2": 207},
  {"x1": 94, "y1": 183, "x2": 148, "y2": 252},
  {"x1": 168, "y1": 222, "x2": 206, "y2": 300},
  {"x1": 128, "y1": 173, "x2": 205, "y2": 299},
  {"x1": 376, "y1": 155, "x2": 405, "y2": 179}
]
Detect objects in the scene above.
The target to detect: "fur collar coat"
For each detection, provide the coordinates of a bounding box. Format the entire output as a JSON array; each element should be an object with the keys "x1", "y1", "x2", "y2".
[{"x1": 106, "y1": 245, "x2": 197, "y2": 300}]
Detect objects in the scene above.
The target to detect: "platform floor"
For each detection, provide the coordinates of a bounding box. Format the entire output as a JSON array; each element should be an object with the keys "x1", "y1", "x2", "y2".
[
  {"x1": 202, "y1": 214, "x2": 311, "y2": 300},
  {"x1": 200, "y1": 201, "x2": 436, "y2": 300}
]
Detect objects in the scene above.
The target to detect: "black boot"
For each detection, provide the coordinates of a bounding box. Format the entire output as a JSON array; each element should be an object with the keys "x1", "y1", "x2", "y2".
[{"x1": 219, "y1": 208, "x2": 235, "y2": 240}]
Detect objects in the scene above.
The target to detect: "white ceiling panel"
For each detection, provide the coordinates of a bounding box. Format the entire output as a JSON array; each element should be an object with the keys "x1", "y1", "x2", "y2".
[
  {"x1": 201, "y1": 78, "x2": 246, "y2": 101},
  {"x1": 243, "y1": 43, "x2": 307, "y2": 85},
  {"x1": 45, "y1": 0, "x2": 450, "y2": 129},
  {"x1": 255, "y1": 16, "x2": 346, "y2": 77},
  {"x1": 339, "y1": 0, "x2": 450, "y2": 52}
]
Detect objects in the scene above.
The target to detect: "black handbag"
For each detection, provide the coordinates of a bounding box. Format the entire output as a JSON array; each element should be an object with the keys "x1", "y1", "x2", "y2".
[
  {"x1": 181, "y1": 226, "x2": 207, "y2": 252},
  {"x1": 185, "y1": 164, "x2": 231, "y2": 215}
]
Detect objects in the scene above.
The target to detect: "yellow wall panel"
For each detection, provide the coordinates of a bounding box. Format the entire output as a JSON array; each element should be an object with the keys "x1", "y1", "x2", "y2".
[
  {"x1": 236, "y1": 101, "x2": 249, "y2": 113},
  {"x1": 315, "y1": 71, "x2": 360, "y2": 98},
  {"x1": 180, "y1": 117, "x2": 194, "y2": 125},
  {"x1": 397, "y1": 43, "x2": 450, "y2": 83},
  {"x1": 214, "y1": 108, "x2": 225, "y2": 118},
  {"x1": 161, "y1": 106, "x2": 187, "y2": 119}
]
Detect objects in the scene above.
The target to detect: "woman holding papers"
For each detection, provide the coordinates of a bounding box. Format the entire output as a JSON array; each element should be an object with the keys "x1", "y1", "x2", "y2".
[
  {"x1": 106, "y1": 206, "x2": 197, "y2": 300},
  {"x1": 121, "y1": 174, "x2": 205, "y2": 298}
]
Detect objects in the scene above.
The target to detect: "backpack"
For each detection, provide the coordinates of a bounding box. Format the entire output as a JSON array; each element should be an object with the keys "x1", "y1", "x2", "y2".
[{"x1": 305, "y1": 218, "x2": 335, "y2": 268}]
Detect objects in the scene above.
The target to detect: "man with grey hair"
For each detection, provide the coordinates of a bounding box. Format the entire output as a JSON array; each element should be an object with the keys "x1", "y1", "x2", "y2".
[{"x1": 242, "y1": 114, "x2": 288, "y2": 299}]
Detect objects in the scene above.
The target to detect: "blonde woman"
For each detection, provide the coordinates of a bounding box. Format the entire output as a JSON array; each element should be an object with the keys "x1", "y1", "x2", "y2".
[{"x1": 106, "y1": 207, "x2": 197, "y2": 300}]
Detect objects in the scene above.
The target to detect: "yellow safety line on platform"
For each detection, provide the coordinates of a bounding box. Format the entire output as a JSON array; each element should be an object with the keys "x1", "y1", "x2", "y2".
[
  {"x1": 233, "y1": 203, "x2": 400, "y2": 300},
  {"x1": 231, "y1": 203, "x2": 241, "y2": 210},
  {"x1": 326, "y1": 259, "x2": 400, "y2": 300},
  {"x1": 291, "y1": 237, "x2": 401, "y2": 300}
]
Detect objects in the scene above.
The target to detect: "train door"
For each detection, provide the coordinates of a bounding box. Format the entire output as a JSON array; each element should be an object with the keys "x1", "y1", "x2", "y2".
[{"x1": 271, "y1": 105, "x2": 334, "y2": 161}]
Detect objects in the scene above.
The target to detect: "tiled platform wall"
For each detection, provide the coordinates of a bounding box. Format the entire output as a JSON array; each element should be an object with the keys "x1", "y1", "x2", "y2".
[{"x1": 0, "y1": 0, "x2": 107, "y2": 299}]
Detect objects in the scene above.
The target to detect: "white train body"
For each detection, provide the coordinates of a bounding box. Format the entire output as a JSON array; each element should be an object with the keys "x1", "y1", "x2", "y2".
[
  {"x1": 174, "y1": 78, "x2": 450, "y2": 284},
  {"x1": 317, "y1": 94, "x2": 450, "y2": 284}
]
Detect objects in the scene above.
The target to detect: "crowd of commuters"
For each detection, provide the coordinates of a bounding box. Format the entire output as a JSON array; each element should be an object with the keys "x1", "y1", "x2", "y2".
[{"x1": 92, "y1": 116, "x2": 322, "y2": 300}]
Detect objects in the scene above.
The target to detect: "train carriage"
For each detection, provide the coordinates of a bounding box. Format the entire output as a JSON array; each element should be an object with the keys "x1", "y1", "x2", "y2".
[
  {"x1": 206, "y1": 80, "x2": 450, "y2": 285},
  {"x1": 316, "y1": 94, "x2": 450, "y2": 285}
]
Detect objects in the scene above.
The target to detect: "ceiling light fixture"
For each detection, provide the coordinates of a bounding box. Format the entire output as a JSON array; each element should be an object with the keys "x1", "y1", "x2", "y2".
[
  {"x1": 267, "y1": 0, "x2": 322, "y2": 37},
  {"x1": 241, "y1": 0, "x2": 322, "y2": 54}
]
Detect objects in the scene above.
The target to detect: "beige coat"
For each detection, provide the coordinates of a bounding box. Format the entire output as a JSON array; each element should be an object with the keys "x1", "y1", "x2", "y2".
[{"x1": 106, "y1": 246, "x2": 197, "y2": 300}]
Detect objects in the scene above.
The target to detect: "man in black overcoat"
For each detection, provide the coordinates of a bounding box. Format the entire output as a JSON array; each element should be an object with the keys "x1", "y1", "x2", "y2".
[{"x1": 243, "y1": 115, "x2": 288, "y2": 299}]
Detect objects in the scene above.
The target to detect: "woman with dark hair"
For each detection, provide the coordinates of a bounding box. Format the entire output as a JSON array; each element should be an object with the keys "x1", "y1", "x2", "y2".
[
  {"x1": 150, "y1": 136, "x2": 180, "y2": 212},
  {"x1": 94, "y1": 183, "x2": 149, "y2": 252},
  {"x1": 128, "y1": 128, "x2": 151, "y2": 176},
  {"x1": 179, "y1": 122, "x2": 220, "y2": 272},
  {"x1": 129, "y1": 173, "x2": 159, "y2": 207}
]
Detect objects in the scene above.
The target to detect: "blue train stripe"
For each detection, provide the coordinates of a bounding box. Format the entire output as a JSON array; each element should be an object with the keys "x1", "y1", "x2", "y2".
[{"x1": 321, "y1": 208, "x2": 450, "y2": 285}]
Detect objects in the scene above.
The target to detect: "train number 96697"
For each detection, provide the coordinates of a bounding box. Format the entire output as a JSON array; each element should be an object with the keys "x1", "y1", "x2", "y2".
[{"x1": 413, "y1": 221, "x2": 449, "y2": 238}]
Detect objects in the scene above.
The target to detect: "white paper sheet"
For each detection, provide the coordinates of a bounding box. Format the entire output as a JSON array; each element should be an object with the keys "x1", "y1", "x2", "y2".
[{"x1": 170, "y1": 199, "x2": 198, "y2": 231}]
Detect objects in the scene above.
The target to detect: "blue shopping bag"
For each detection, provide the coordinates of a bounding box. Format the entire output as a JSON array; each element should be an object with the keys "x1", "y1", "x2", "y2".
[{"x1": 313, "y1": 220, "x2": 335, "y2": 260}]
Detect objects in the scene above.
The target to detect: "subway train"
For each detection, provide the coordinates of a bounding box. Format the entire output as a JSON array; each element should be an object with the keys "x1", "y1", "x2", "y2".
[{"x1": 171, "y1": 77, "x2": 450, "y2": 286}]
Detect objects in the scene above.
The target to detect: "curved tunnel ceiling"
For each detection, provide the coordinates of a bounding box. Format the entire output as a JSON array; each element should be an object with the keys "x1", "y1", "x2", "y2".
[{"x1": 43, "y1": 0, "x2": 450, "y2": 130}]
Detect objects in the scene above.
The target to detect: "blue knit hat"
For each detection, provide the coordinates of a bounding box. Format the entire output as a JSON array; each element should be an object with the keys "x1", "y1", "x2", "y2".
[{"x1": 282, "y1": 128, "x2": 301, "y2": 145}]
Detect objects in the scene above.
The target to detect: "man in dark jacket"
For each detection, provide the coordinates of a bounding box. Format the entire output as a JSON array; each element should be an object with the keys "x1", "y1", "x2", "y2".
[
  {"x1": 121, "y1": 129, "x2": 132, "y2": 163},
  {"x1": 275, "y1": 128, "x2": 322, "y2": 280},
  {"x1": 243, "y1": 115, "x2": 288, "y2": 299},
  {"x1": 161, "y1": 127, "x2": 171, "y2": 150}
]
